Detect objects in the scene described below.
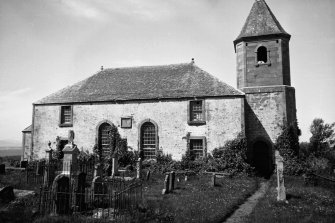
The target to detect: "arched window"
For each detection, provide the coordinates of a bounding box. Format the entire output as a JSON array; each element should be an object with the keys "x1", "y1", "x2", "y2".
[
  {"x1": 98, "y1": 123, "x2": 112, "y2": 157},
  {"x1": 257, "y1": 46, "x2": 268, "y2": 64},
  {"x1": 141, "y1": 122, "x2": 157, "y2": 159}
]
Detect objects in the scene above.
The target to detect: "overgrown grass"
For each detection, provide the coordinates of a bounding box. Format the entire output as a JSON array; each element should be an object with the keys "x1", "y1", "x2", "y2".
[
  {"x1": 247, "y1": 175, "x2": 335, "y2": 223},
  {"x1": 139, "y1": 173, "x2": 259, "y2": 223},
  {"x1": 1, "y1": 169, "x2": 259, "y2": 223}
]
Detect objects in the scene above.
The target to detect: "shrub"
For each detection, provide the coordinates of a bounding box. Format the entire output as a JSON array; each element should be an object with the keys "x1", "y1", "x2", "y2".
[
  {"x1": 211, "y1": 134, "x2": 253, "y2": 175},
  {"x1": 274, "y1": 121, "x2": 305, "y2": 175}
]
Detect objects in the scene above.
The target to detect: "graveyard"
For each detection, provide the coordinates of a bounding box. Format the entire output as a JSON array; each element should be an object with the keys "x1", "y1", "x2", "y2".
[{"x1": 1, "y1": 136, "x2": 335, "y2": 223}]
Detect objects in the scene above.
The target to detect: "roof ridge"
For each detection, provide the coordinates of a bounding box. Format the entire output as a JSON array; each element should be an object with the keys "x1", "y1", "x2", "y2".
[{"x1": 102, "y1": 62, "x2": 191, "y2": 72}]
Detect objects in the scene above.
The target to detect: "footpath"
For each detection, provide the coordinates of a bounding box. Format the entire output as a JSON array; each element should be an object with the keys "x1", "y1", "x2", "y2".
[{"x1": 224, "y1": 180, "x2": 270, "y2": 223}]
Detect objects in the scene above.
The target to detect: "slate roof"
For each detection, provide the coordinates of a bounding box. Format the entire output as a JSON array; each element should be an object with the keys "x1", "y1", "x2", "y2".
[
  {"x1": 235, "y1": 0, "x2": 290, "y2": 44},
  {"x1": 22, "y1": 125, "x2": 32, "y2": 132},
  {"x1": 35, "y1": 63, "x2": 243, "y2": 105}
]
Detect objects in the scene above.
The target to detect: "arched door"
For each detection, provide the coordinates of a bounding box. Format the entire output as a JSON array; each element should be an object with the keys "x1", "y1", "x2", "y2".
[{"x1": 253, "y1": 140, "x2": 273, "y2": 177}]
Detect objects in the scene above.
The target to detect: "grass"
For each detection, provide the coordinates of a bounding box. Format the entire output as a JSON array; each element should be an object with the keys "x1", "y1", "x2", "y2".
[
  {"x1": 0, "y1": 169, "x2": 259, "y2": 223},
  {"x1": 246, "y1": 175, "x2": 335, "y2": 223},
  {"x1": 139, "y1": 172, "x2": 259, "y2": 223}
]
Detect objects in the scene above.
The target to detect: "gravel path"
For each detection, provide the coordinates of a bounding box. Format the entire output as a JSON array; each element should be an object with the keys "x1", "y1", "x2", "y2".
[{"x1": 224, "y1": 180, "x2": 270, "y2": 223}]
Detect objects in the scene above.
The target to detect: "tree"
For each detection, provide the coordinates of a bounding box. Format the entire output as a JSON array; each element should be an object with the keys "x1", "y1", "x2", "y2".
[{"x1": 309, "y1": 118, "x2": 335, "y2": 156}]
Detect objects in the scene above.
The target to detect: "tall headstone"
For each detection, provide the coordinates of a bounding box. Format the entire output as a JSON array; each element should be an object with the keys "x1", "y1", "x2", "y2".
[
  {"x1": 162, "y1": 174, "x2": 170, "y2": 194},
  {"x1": 136, "y1": 158, "x2": 142, "y2": 179},
  {"x1": 169, "y1": 171, "x2": 175, "y2": 191},
  {"x1": 75, "y1": 172, "x2": 86, "y2": 211},
  {"x1": 111, "y1": 157, "x2": 118, "y2": 177},
  {"x1": 52, "y1": 175, "x2": 70, "y2": 215},
  {"x1": 212, "y1": 173, "x2": 217, "y2": 187},
  {"x1": 62, "y1": 131, "x2": 79, "y2": 175},
  {"x1": 0, "y1": 164, "x2": 5, "y2": 175},
  {"x1": 44, "y1": 148, "x2": 54, "y2": 187},
  {"x1": 275, "y1": 150, "x2": 286, "y2": 201}
]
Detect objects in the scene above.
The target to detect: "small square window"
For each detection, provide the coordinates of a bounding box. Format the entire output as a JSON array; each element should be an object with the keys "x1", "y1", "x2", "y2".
[
  {"x1": 121, "y1": 117, "x2": 132, "y2": 128},
  {"x1": 188, "y1": 100, "x2": 206, "y2": 125},
  {"x1": 59, "y1": 106, "x2": 73, "y2": 127}
]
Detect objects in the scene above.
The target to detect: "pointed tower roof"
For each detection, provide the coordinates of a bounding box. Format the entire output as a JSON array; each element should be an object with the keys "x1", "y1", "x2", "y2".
[{"x1": 234, "y1": 0, "x2": 290, "y2": 45}]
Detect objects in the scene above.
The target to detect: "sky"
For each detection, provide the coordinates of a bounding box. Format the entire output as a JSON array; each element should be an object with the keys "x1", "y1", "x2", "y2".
[{"x1": 0, "y1": 0, "x2": 334, "y2": 145}]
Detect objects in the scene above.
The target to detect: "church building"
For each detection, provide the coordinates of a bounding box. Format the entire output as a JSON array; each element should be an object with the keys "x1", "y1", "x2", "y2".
[{"x1": 29, "y1": 0, "x2": 296, "y2": 175}]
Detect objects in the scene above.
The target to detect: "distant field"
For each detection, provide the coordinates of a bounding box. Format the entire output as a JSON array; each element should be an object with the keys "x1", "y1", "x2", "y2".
[{"x1": 0, "y1": 147, "x2": 21, "y2": 157}]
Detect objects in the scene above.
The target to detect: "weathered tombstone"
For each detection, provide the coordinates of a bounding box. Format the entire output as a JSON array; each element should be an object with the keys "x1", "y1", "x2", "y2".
[
  {"x1": 212, "y1": 173, "x2": 217, "y2": 187},
  {"x1": 92, "y1": 176, "x2": 105, "y2": 206},
  {"x1": 111, "y1": 157, "x2": 119, "y2": 177},
  {"x1": 52, "y1": 175, "x2": 70, "y2": 215},
  {"x1": 146, "y1": 170, "x2": 151, "y2": 181},
  {"x1": 93, "y1": 163, "x2": 103, "y2": 178},
  {"x1": 44, "y1": 149, "x2": 54, "y2": 187},
  {"x1": 136, "y1": 158, "x2": 142, "y2": 179},
  {"x1": 169, "y1": 171, "x2": 175, "y2": 191},
  {"x1": 162, "y1": 174, "x2": 170, "y2": 194},
  {"x1": 62, "y1": 143, "x2": 79, "y2": 175},
  {"x1": 0, "y1": 186, "x2": 15, "y2": 202},
  {"x1": 275, "y1": 150, "x2": 286, "y2": 201},
  {"x1": 75, "y1": 172, "x2": 86, "y2": 211},
  {"x1": 0, "y1": 164, "x2": 5, "y2": 175}
]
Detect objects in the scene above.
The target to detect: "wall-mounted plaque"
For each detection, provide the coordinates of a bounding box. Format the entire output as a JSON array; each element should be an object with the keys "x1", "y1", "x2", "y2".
[{"x1": 121, "y1": 117, "x2": 132, "y2": 128}]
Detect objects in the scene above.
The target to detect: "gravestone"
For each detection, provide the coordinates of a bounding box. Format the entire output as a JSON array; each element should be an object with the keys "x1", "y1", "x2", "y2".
[
  {"x1": 44, "y1": 149, "x2": 55, "y2": 187},
  {"x1": 36, "y1": 161, "x2": 44, "y2": 176},
  {"x1": 0, "y1": 164, "x2": 5, "y2": 174},
  {"x1": 146, "y1": 170, "x2": 151, "y2": 181},
  {"x1": 75, "y1": 172, "x2": 86, "y2": 211},
  {"x1": 275, "y1": 150, "x2": 286, "y2": 201},
  {"x1": 93, "y1": 163, "x2": 103, "y2": 178},
  {"x1": 162, "y1": 174, "x2": 170, "y2": 194},
  {"x1": 62, "y1": 143, "x2": 79, "y2": 175},
  {"x1": 0, "y1": 186, "x2": 14, "y2": 202},
  {"x1": 137, "y1": 158, "x2": 142, "y2": 179},
  {"x1": 212, "y1": 173, "x2": 217, "y2": 187},
  {"x1": 52, "y1": 175, "x2": 70, "y2": 215},
  {"x1": 92, "y1": 176, "x2": 105, "y2": 206},
  {"x1": 169, "y1": 171, "x2": 175, "y2": 191},
  {"x1": 111, "y1": 157, "x2": 118, "y2": 177}
]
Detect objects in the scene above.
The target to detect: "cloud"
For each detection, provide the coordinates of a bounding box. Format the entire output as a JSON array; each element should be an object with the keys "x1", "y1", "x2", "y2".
[
  {"x1": 57, "y1": 0, "x2": 107, "y2": 20},
  {"x1": 0, "y1": 87, "x2": 31, "y2": 103},
  {"x1": 54, "y1": 0, "x2": 215, "y2": 22}
]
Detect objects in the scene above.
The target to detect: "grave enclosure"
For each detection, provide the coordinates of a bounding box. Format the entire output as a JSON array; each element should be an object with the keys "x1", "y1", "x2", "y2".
[{"x1": 35, "y1": 133, "x2": 143, "y2": 221}]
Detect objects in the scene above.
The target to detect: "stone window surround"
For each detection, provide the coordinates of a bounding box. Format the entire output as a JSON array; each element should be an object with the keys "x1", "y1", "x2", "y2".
[
  {"x1": 254, "y1": 44, "x2": 271, "y2": 67},
  {"x1": 187, "y1": 99, "x2": 206, "y2": 125},
  {"x1": 59, "y1": 105, "x2": 73, "y2": 127},
  {"x1": 138, "y1": 119, "x2": 159, "y2": 159},
  {"x1": 189, "y1": 136, "x2": 207, "y2": 158}
]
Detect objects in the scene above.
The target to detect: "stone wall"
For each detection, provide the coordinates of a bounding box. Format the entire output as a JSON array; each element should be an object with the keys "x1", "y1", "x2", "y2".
[
  {"x1": 32, "y1": 97, "x2": 244, "y2": 160},
  {"x1": 236, "y1": 37, "x2": 291, "y2": 89},
  {"x1": 244, "y1": 86, "x2": 287, "y2": 145}
]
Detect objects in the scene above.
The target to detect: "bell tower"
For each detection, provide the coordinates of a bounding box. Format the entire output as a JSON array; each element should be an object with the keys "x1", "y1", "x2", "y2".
[{"x1": 234, "y1": 0, "x2": 297, "y2": 177}]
